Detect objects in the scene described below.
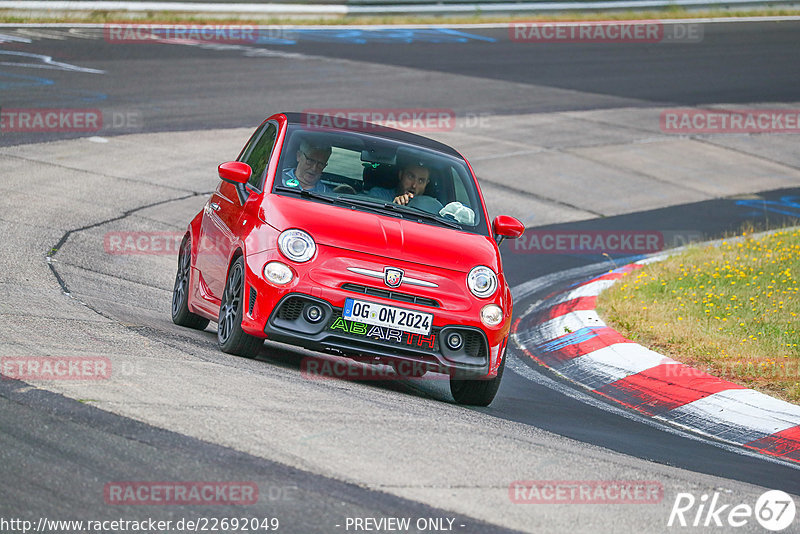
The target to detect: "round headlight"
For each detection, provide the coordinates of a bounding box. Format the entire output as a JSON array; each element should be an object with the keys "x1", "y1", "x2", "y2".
[
  {"x1": 263, "y1": 261, "x2": 293, "y2": 285},
  {"x1": 480, "y1": 304, "x2": 503, "y2": 327},
  {"x1": 278, "y1": 229, "x2": 316, "y2": 263},
  {"x1": 467, "y1": 265, "x2": 498, "y2": 299}
]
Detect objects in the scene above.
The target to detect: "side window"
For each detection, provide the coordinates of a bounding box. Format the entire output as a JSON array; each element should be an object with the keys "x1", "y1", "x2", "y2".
[{"x1": 240, "y1": 122, "x2": 278, "y2": 191}]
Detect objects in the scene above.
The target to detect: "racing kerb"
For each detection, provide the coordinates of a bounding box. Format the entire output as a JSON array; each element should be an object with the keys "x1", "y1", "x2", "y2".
[{"x1": 511, "y1": 258, "x2": 800, "y2": 465}]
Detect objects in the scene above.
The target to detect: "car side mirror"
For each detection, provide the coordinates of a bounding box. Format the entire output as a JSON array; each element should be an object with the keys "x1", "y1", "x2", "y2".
[
  {"x1": 219, "y1": 161, "x2": 251, "y2": 184},
  {"x1": 493, "y1": 215, "x2": 525, "y2": 245},
  {"x1": 218, "y1": 161, "x2": 252, "y2": 205}
]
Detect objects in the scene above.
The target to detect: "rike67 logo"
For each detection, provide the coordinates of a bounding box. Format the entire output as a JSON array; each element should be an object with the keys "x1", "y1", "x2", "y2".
[{"x1": 668, "y1": 490, "x2": 796, "y2": 531}]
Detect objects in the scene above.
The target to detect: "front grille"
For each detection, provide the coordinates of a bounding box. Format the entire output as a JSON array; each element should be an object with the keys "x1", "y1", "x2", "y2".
[
  {"x1": 341, "y1": 283, "x2": 440, "y2": 308},
  {"x1": 277, "y1": 297, "x2": 305, "y2": 321}
]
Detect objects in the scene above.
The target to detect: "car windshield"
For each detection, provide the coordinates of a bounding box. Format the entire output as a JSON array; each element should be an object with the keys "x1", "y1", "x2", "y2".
[{"x1": 272, "y1": 125, "x2": 489, "y2": 236}]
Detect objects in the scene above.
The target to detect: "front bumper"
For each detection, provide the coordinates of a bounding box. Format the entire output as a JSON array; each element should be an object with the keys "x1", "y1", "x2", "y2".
[{"x1": 264, "y1": 293, "x2": 494, "y2": 378}]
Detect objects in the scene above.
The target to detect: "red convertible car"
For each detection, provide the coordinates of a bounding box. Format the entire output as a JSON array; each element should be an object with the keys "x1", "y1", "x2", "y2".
[{"x1": 171, "y1": 112, "x2": 524, "y2": 405}]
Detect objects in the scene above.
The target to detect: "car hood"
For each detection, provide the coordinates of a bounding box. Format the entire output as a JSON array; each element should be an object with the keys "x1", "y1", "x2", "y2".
[{"x1": 264, "y1": 195, "x2": 498, "y2": 273}]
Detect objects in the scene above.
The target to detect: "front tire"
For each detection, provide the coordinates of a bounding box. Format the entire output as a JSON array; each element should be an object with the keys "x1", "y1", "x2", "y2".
[
  {"x1": 172, "y1": 236, "x2": 210, "y2": 331},
  {"x1": 218, "y1": 256, "x2": 263, "y2": 358},
  {"x1": 449, "y1": 353, "x2": 506, "y2": 406}
]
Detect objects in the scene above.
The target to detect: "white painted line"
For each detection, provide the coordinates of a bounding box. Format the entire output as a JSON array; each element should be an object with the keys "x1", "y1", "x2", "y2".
[
  {"x1": 0, "y1": 32, "x2": 31, "y2": 43},
  {"x1": 564, "y1": 343, "x2": 677, "y2": 386},
  {"x1": 548, "y1": 279, "x2": 617, "y2": 306},
  {"x1": 0, "y1": 50, "x2": 104, "y2": 74},
  {"x1": 668, "y1": 389, "x2": 800, "y2": 438},
  {"x1": 512, "y1": 262, "x2": 612, "y2": 302}
]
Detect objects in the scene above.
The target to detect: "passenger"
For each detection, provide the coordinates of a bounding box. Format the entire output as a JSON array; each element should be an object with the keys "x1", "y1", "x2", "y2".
[
  {"x1": 282, "y1": 139, "x2": 332, "y2": 192},
  {"x1": 366, "y1": 162, "x2": 430, "y2": 206}
]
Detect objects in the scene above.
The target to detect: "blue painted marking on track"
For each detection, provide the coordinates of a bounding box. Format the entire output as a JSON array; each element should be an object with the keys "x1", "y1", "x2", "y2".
[
  {"x1": 0, "y1": 72, "x2": 53, "y2": 90},
  {"x1": 537, "y1": 326, "x2": 603, "y2": 352},
  {"x1": 255, "y1": 28, "x2": 497, "y2": 45},
  {"x1": 735, "y1": 195, "x2": 800, "y2": 218}
]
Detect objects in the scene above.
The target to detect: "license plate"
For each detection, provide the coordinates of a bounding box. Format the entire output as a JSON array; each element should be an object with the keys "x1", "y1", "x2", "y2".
[{"x1": 343, "y1": 298, "x2": 433, "y2": 336}]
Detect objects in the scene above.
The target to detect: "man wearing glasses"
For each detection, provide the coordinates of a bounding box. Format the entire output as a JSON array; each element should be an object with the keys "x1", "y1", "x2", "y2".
[{"x1": 282, "y1": 139, "x2": 332, "y2": 192}]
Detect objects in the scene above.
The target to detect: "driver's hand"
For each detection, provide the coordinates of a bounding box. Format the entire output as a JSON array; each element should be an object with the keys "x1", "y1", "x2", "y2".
[{"x1": 393, "y1": 193, "x2": 414, "y2": 205}]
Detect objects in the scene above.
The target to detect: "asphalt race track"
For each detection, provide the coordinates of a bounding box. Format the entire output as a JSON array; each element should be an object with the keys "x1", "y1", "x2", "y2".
[{"x1": 1, "y1": 20, "x2": 800, "y2": 533}]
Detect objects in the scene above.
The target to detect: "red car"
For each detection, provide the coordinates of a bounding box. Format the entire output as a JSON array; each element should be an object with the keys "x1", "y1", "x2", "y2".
[{"x1": 171, "y1": 112, "x2": 524, "y2": 405}]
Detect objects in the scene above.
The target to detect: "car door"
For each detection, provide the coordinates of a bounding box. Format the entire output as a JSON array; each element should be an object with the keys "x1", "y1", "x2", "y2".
[{"x1": 196, "y1": 121, "x2": 278, "y2": 303}]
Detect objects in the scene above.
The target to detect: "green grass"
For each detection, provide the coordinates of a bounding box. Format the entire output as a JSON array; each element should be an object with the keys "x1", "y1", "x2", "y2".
[{"x1": 596, "y1": 228, "x2": 800, "y2": 404}]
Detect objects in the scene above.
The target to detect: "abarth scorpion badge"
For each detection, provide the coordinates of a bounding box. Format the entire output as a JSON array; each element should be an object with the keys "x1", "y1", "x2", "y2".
[{"x1": 384, "y1": 267, "x2": 404, "y2": 288}]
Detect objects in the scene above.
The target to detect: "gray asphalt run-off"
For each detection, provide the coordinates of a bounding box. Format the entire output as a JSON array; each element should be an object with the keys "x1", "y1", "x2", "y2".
[{"x1": 2, "y1": 102, "x2": 799, "y2": 530}]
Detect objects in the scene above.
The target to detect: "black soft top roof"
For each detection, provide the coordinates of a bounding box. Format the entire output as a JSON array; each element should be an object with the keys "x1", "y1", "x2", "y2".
[{"x1": 281, "y1": 112, "x2": 462, "y2": 159}]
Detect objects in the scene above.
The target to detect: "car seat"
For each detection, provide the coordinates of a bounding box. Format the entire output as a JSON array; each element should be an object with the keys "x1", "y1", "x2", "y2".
[{"x1": 362, "y1": 163, "x2": 398, "y2": 192}]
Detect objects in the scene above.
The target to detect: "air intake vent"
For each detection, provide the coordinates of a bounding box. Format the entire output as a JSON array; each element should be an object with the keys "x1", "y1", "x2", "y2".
[
  {"x1": 277, "y1": 297, "x2": 305, "y2": 321},
  {"x1": 463, "y1": 330, "x2": 486, "y2": 359},
  {"x1": 248, "y1": 287, "x2": 257, "y2": 315},
  {"x1": 341, "y1": 283, "x2": 439, "y2": 308}
]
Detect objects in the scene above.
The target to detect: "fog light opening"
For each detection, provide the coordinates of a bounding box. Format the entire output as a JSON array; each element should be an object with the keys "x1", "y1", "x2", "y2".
[
  {"x1": 304, "y1": 304, "x2": 324, "y2": 323},
  {"x1": 446, "y1": 332, "x2": 464, "y2": 350}
]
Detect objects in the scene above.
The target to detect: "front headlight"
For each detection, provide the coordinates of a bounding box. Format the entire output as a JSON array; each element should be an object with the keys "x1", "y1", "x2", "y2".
[
  {"x1": 467, "y1": 265, "x2": 498, "y2": 299},
  {"x1": 278, "y1": 229, "x2": 316, "y2": 262}
]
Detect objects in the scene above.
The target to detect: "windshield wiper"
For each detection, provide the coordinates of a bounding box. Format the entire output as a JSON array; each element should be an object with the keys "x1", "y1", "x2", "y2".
[
  {"x1": 274, "y1": 185, "x2": 336, "y2": 203},
  {"x1": 338, "y1": 197, "x2": 462, "y2": 229},
  {"x1": 384, "y1": 204, "x2": 462, "y2": 229},
  {"x1": 331, "y1": 196, "x2": 407, "y2": 218}
]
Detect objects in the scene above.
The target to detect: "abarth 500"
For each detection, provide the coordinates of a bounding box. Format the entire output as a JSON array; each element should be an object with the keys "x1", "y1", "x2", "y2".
[{"x1": 171, "y1": 112, "x2": 524, "y2": 405}]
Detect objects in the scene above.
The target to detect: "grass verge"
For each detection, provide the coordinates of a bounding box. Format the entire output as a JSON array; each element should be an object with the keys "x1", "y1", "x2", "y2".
[
  {"x1": 0, "y1": 7, "x2": 799, "y2": 25},
  {"x1": 596, "y1": 228, "x2": 800, "y2": 404}
]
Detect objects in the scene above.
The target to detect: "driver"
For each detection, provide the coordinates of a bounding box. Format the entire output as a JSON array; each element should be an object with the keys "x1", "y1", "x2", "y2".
[
  {"x1": 366, "y1": 162, "x2": 430, "y2": 205},
  {"x1": 282, "y1": 139, "x2": 332, "y2": 192}
]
